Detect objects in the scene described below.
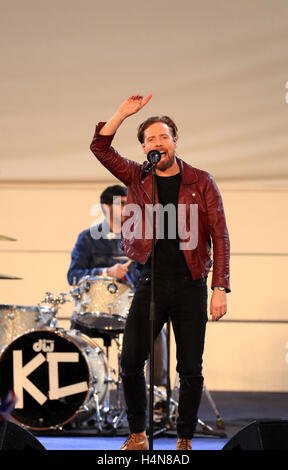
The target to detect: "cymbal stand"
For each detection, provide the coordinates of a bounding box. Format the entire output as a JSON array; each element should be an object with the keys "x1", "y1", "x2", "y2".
[
  {"x1": 171, "y1": 374, "x2": 227, "y2": 437},
  {"x1": 202, "y1": 384, "x2": 225, "y2": 430}
]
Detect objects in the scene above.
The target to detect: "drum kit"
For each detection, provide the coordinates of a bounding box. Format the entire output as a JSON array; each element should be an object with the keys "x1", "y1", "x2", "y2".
[
  {"x1": 0, "y1": 276, "x2": 134, "y2": 433},
  {"x1": 0, "y1": 234, "x2": 226, "y2": 437}
]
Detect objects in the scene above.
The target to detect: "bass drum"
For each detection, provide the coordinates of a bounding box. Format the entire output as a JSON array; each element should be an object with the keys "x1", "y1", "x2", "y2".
[{"x1": 0, "y1": 328, "x2": 108, "y2": 430}]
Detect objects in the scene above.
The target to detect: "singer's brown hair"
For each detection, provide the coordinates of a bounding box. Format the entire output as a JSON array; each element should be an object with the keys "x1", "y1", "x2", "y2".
[{"x1": 137, "y1": 116, "x2": 178, "y2": 144}]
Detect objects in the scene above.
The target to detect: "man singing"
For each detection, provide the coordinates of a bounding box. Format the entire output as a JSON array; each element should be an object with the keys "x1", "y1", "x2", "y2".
[{"x1": 90, "y1": 94, "x2": 230, "y2": 450}]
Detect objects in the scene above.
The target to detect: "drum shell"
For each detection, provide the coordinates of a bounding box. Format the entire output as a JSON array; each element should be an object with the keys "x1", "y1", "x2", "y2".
[
  {"x1": 72, "y1": 275, "x2": 134, "y2": 333},
  {"x1": 0, "y1": 304, "x2": 57, "y2": 353}
]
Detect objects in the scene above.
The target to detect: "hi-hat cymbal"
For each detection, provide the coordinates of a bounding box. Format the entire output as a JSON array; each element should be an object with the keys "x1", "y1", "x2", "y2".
[
  {"x1": 0, "y1": 234, "x2": 17, "y2": 241},
  {"x1": 0, "y1": 274, "x2": 23, "y2": 280}
]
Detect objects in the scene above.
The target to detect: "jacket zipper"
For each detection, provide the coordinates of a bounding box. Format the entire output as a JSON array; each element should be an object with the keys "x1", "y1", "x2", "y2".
[
  {"x1": 197, "y1": 246, "x2": 205, "y2": 278},
  {"x1": 141, "y1": 181, "x2": 152, "y2": 203}
]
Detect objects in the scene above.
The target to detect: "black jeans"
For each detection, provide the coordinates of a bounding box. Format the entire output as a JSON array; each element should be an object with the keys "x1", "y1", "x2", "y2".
[{"x1": 120, "y1": 274, "x2": 208, "y2": 439}]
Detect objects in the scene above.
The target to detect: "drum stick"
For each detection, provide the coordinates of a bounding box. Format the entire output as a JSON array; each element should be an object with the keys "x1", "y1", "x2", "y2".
[{"x1": 123, "y1": 259, "x2": 133, "y2": 267}]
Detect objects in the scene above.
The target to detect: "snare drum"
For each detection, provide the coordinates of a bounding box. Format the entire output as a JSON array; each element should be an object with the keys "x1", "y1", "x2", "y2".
[
  {"x1": 0, "y1": 328, "x2": 108, "y2": 430},
  {"x1": 71, "y1": 275, "x2": 134, "y2": 334},
  {"x1": 0, "y1": 304, "x2": 57, "y2": 353}
]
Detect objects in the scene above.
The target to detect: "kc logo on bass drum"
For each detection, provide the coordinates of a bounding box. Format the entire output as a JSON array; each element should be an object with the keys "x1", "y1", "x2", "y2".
[
  {"x1": 0, "y1": 329, "x2": 106, "y2": 431},
  {"x1": 12, "y1": 335, "x2": 89, "y2": 409}
]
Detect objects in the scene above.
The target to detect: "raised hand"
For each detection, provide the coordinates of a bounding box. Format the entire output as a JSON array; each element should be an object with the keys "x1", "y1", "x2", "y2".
[
  {"x1": 117, "y1": 94, "x2": 153, "y2": 118},
  {"x1": 99, "y1": 94, "x2": 152, "y2": 136}
]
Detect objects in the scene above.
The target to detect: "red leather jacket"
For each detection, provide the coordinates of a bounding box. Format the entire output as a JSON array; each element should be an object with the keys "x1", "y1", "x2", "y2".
[{"x1": 90, "y1": 122, "x2": 230, "y2": 292}]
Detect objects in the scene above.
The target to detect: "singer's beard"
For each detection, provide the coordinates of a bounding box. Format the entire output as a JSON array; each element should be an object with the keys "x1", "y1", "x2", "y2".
[{"x1": 156, "y1": 152, "x2": 176, "y2": 172}]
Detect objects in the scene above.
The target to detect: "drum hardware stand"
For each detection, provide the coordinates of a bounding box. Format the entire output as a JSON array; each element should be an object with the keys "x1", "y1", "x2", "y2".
[
  {"x1": 102, "y1": 339, "x2": 115, "y2": 415},
  {"x1": 202, "y1": 384, "x2": 225, "y2": 430},
  {"x1": 152, "y1": 319, "x2": 176, "y2": 438},
  {"x1": 39, "y1": 291, "x2": 70, "y2": 320},
  {"x1": 197, "y1": 418, "x2": 226, "y2": 437},
  {"x1": 110, "y1": 334, "x2": 127, "y2": 431},
  {"x1": 172, "y1": 373, "x2": 227, "y2": 438},
  {"x1": 112, "y1": 408, "x2": 126, "y2": 430},
  {"x1": 92, "y1": 390, "x2": 103, "y2": 433},
  {"x1": 98, "y1": 334, "x2": 127, "y2": 433}
]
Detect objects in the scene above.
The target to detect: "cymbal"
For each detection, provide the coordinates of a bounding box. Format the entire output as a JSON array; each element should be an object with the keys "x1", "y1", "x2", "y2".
[
  {"x1": 0, "y1": 274, "x2": 23, "y2": 280},
  {"x1": 0, "y1": 234, "x2": 17, "y2": 241}
]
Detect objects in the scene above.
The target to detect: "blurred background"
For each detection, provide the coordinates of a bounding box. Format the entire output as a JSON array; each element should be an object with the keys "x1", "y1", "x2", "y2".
[{"x1": 1, "y1": 0, "x2": 288, "y2": 392}]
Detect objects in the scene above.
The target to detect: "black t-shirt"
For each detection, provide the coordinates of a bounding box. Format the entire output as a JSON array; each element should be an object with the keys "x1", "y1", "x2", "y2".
[{"x1": 140, "y1": 173, "x2": 190, "y2": 279}]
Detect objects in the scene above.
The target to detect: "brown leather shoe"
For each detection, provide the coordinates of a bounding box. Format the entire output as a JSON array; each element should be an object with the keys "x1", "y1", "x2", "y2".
[
  {"x1": 176, "y1": 438, "x2": 192, "y2": 450},
  {"x1": 120, "y1": 432, "x2": 148, "y2": 450}
]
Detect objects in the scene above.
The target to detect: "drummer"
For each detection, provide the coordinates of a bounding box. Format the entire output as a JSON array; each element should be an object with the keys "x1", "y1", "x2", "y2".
[
  {"x1": 67, "y1": 185, "x2": 138, "y2": 286},
  {"x1": 67, "y1": 184, "x2": 168, "y2": 388}
]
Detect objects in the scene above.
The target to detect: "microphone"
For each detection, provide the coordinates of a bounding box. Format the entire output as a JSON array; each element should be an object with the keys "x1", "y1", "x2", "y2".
[{"x1": 147, "y1": 150, "x2": 162, "y2": 164}]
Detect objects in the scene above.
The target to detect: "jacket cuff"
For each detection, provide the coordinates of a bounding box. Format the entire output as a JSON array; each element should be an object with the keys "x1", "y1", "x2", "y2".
[{"x1": 91, "y1": 122, "x2": 115, "y2": 151}]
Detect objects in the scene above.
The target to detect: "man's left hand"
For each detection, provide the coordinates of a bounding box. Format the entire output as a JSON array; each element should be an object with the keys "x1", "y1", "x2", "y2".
[{"x1": 210, "y1": 290, "x2": 227, "y2": 321}]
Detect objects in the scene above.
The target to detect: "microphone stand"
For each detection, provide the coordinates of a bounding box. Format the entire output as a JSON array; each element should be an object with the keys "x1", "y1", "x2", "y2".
[
  {"x1": 149, "y1": 160, "x2": 157, "y2": 451},
  {"x1": 146, "y1": 149, "x2": 163, "y2": 451}
]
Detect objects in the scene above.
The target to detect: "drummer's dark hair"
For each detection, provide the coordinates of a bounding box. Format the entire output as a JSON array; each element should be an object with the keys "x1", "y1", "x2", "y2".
[{"x1": 100, "y1": 185, "x2": 127, "y2": 206}]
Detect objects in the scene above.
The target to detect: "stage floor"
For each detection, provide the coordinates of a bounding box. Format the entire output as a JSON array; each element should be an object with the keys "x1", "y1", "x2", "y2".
[
  {"x1": 37, "y1": 435, "x2": 226, "y2": 451},
  {"x1": 34, "y1": 391, "x2": 288, "y2": 451}
]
